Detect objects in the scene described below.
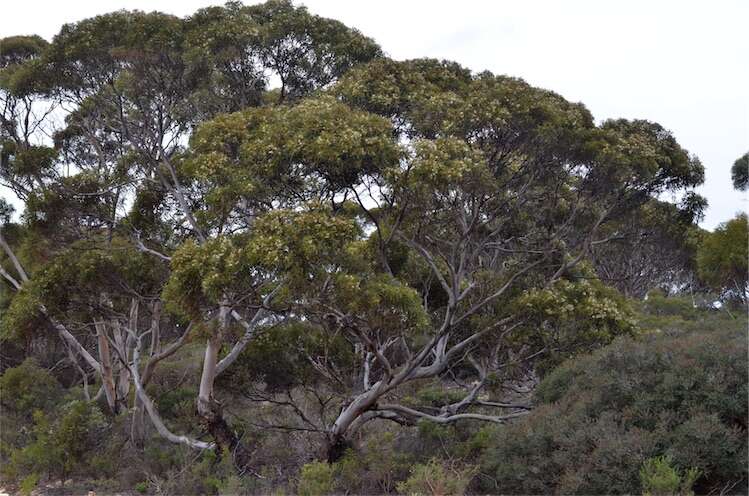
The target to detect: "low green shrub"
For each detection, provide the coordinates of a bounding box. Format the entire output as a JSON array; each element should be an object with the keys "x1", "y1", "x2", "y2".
[
  {"x1": 19, "y1": 473, "x2": 39, "y2": 496},
  {"x1": 397, "y1": 458, "x2": 476, "y2": 496},
  {"x1": 0, "y1": 358, "x2": 62, "y2": 416},
  {"x1": 479, "y1": 327, "x2": 747, "y2": 494},
  {"x1": 640, "y1": 455, "x2": 699, "y2": 496},
  {"x1": 298, "y1": 461, "x2": 335, "y2": 496},
  {"x1": 6, "y1": 400, "x2": 108, "y2": 482}
]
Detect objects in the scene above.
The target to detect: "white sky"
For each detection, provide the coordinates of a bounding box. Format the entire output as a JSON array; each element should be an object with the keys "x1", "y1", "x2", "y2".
[{"x1": 1, "y1": 0, "x2": 747, "y2": 229}]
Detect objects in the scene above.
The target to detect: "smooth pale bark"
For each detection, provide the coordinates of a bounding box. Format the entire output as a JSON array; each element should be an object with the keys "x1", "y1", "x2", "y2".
[
  {"x1": 197, "y1": 303, "x2": 227, "y2": 419},
  {"x1": 197, "y1": 333, "x2": 222, "y2": 418},
  {"x1": 0, "y1": 264, "x2": 22, "y2": 290},
  {"x1": 0, "y1": 231, "x2": 29, "y2": 283},
  {"x1": 95, "y1": 320, "x2": 118, "y2": 413},
  {"x1": 47, "y1": 310, "x2": 101, "y2": 374},
  {"x1": 195, "y1": 303, "x2": 253, "y2": 467},
  {"x1": 129, "y1": 339, "x2": 214, "y2": 450}
]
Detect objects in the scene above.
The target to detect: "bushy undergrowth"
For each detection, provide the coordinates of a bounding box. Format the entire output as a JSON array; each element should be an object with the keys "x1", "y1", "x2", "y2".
[
  {"x1": 479, "y1": 322, "x2": 747, "y2": 495},
  {"x1": 1, "y1": 297, "x2": 745, "y2": 495}
]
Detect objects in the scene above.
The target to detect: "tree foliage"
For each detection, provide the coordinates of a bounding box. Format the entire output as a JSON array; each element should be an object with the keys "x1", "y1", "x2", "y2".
[
  {"x1": 732, "y1": 152, "x2": 748, "y2": 191},
  {"x1": 0, "y1": 1, "x2": 738, "y2": 491},
  {"x1": 697, "y1": 213, "x2": 748, "y2": 302}
]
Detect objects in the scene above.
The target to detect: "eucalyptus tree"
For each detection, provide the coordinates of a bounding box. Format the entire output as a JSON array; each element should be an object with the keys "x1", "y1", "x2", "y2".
[
  {"x1": 0, "y1": 0, "x2": 382, "y2": 463},
  {"x1": 697, "y1": 213, "x2": 748, "y2": 303},
  {"x1": 732, "y1": 152, "x2": 748, "y2": 191},
  {"x1": 1, "y1": 3, "x2": 704, "y2": 470},
  {"x1": 182, "y1": 58, "x2": 704, "y2": 460},
  {"x1": 590, "y1": 197, "x2": 705, "y2": 298}
]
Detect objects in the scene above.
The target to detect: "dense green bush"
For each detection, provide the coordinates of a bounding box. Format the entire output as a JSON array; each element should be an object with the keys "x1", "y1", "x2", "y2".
[
  {"x1": 640, "y1": 455, "x2": 700, "y2": 496},
  {"x1": 4, "y1": 400, "x2": 108, "y2": 483},
  {"x1": 479, "y1": 326, "x2": 747, "y2": 495},
  {"x1": 298, "y1": 461, "x2": 335, "y2": 496},
  {"x1": 0, "y1": 358, "x2": 63, "y2": 416},
  {"x1": 397, "y1": 458, "x2": 476, "y2": 496}
]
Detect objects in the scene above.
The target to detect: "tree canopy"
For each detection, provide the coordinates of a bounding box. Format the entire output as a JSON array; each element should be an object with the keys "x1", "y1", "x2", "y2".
[
  {"x1": 732, "y1": 152, "x2": 749, "y2": 191},
  {"x1": 1, "y1": 2, "x2": 743, "y2": 493}
]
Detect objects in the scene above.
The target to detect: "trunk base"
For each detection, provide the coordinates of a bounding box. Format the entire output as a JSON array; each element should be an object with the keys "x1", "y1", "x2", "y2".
[
  {"x1": 198, "y1": 398, "x2": 252, "y2": 470},
  {"x1": 325, "y1": 435, "x2": 351, "y2": 464}
]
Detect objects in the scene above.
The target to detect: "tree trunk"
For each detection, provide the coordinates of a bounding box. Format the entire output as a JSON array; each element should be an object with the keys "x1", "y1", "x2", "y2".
[
  {"x1": 324, "y1": 383, "x2": 384, "y2": 462},
  {"x1": 325, "y1": 434, "x2": 352, "y2": 464},
  {"x1": 197, "y1": 396, "x2": 253, "y2": 469},
  {"x1": 197, "y1": 303, "x2": 253, "y2": 469},
  {"x1": 130, "y1": 395, "x2": 146, "y2": 448},
  {"x1": 95, "y1": 320, "x2": 118, "y2": 414}
]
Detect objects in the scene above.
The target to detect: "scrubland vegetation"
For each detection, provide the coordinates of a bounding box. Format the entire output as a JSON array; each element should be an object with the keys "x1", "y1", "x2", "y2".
[{"x1": 0, "y1": 1, "x2": 746, "y2": 494}]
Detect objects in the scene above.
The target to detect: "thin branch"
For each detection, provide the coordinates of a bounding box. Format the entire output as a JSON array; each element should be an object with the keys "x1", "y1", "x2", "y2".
[
  {"x1": 377, "y1": 403, "x2": 530, "y2": 424},
  {"x1": 127, "y1": 327, "x2": 215, "y2": 450},
  {"x1": 0, "y1": 230, "x2": 29, "y2": 283},
  {"x1": 216, "y1": 283, "x2": 284, "y2": 375}
]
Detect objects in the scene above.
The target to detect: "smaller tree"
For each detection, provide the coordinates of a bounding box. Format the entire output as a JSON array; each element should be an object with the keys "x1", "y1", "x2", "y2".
[
  {"x1": 697, "y1": 213, "x2": 748, "y2": 303},
  {"x1": 640, "y1": 456, "x2": 700, "y2": 496},
  {"x1": 732, "y1": 152, "x2": 748, "y2": 191},
  {"x1": 590, "y1": 198, "x2": 704, "y2": 298}
]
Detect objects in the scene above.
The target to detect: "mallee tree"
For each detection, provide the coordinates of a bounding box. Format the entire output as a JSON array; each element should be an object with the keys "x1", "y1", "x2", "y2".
[{"x1": 1, "y1": 0, "x2": 705, "y2": 470}]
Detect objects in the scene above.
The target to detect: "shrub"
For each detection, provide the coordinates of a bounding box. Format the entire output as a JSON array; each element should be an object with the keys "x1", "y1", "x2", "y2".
[
  {"x1": 298, "y1": 461, "x2": 335, "y2": 496},
  {"x1": 640, "y1": 455, "x2": 699, "y2": 496},
  {"x1": 336, "y1": 431, "x2": 413, "y2": 493},
  {"x1": 479, "y1": 326, "x2": 747, "y2": 495},
  {"x1": 5, "y1": 400, "x2": 108, "y2": 483},
  {"x1": 19, "y1": 473, "x2": 39, "y2": 496},
  {"x1": 0, "y1": 358, "x2": 62, "y2": 415},
  {"x1": 397, "y1": 458, "x2": 476, "y2": 496}
]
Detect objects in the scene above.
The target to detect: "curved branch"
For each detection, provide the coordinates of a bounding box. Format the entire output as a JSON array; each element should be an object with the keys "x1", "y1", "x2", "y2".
[
  {"x1": 129, "y1": 329, "x2": 214, "y2": 450},
  {"x1": 0, "y1": 230, "x2": 29, "y2": 283},
  {"x1": 216, "y1": 284, "x2": 284, "y2": 376},
  {"x1": 377, "y1": 403, "x2": 530, "y2": 424}
]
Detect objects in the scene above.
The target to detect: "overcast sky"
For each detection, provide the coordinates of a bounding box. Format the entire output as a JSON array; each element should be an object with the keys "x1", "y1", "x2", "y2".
[{"x1": 2, "y1": 0, "x2": 747, "y2": 229}]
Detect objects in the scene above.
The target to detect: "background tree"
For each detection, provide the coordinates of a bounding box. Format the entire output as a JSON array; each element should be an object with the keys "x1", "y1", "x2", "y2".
[
  {"x1": 697, "y1": 213, "x2": 748, "y2": 303},
  {"x1": 732, "y1": 152, "x2": 748, "y2": 191},
  {"x1": 590, "y1": 197, "x2": 705, "y2": 298}
]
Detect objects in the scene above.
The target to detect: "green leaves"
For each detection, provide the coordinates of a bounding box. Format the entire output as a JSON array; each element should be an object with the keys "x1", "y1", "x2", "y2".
[
  {"x1": 186, "y1": 95, "x2": 399, "y2": 215},
  {"x1": 247, "y1": 207, "x2": 360, "y2": 275},
  {"x1": 163, "y1": 236, "x2": 248, "y2": 318},
  {"x1": 514, "y1": 278, "x2": 636, "y2": 373},
  {"x1": 1, "y1": 238, "x2": 166, "y2": 340},
  {"x1": 3, "y1": 144, "x2": 57, "y2": 178},
  {"x1": 245, "y1": 0, "x2": 382, "y2": 101},
  {"x1": 395, "y1": 137, "x2": 492, "y2": 197},
  {"x1": 163, "y1": 206, "x2": 360, "y2": 316},
  {"x1": 481, "y1": 325, "x2": 747, "y2": 495},
  {"x1": 697, "y1": 213, "x2": 748, "y2": 302},
  {"x1": 588, "y1": 119, "x2": 704, "y2": 196},
  {"x1": 0, "y1": 358, "x2": 62, "y2": 417},
  {"x1": 332, "y1": 273, "x2": 429, "y2": 334},
  {"x1": 0, "y1": 35, "x2": 48, "y2": 96},
  {"x1": 732, "y1": 152, "x2": 749, "y2": 191}
]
